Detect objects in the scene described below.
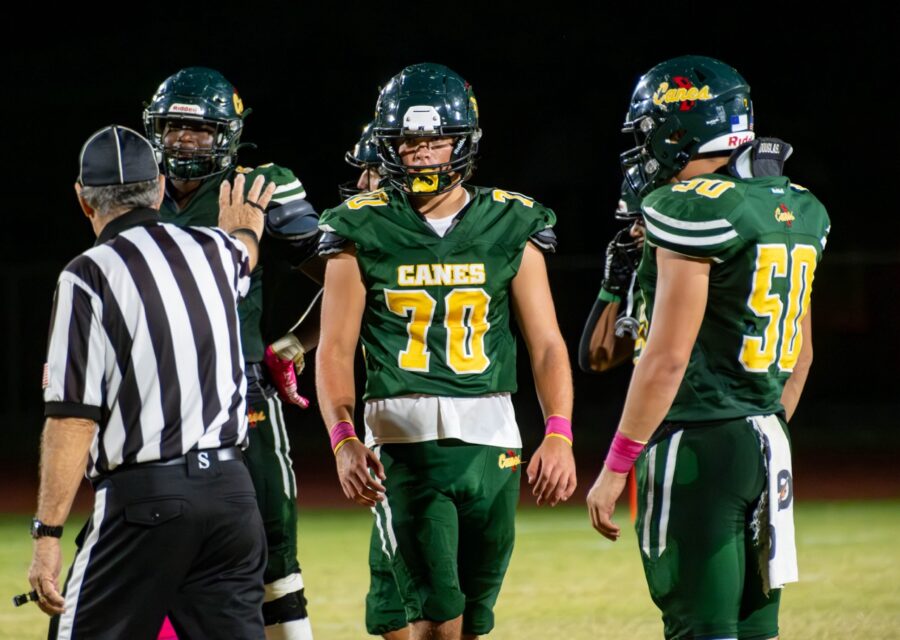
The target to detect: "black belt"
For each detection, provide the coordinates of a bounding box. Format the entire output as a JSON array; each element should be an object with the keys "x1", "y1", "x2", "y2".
[{"x1": 139, "y1": 446, "x2": 243, "y2": 467}]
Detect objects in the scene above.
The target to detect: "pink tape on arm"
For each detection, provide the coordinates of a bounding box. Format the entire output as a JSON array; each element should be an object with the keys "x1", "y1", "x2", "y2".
[
  {"x1": 329, "y1": 421, "x2": 358, "y2": 453},
  {"x1": 545, "y1": 415, "x2": 573, "y2": 445},
  {"x1": 604, "y1": 432, "x2": 646, "y2": 473}
]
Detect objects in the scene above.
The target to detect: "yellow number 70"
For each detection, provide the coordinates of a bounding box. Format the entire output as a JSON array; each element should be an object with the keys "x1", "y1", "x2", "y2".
[{"x1": 384, "y1": 288, "x2": 492, "y2": 374}]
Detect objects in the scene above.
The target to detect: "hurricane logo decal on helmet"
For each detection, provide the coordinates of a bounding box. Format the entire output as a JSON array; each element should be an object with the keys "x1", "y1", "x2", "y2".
[
  {"x1": 143, "y1": 67, "x2": 247, "y2": 181},
  {"x1": 620, "y1": 55, "x2": 754, "y2": 197},
  {"x1": 373, "y1": 63, "x2": 482, "y2": 196}
]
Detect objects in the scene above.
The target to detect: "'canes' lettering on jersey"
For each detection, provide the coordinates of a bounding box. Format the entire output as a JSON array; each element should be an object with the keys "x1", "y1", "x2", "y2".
[
  {"x1": 159, "y1": 163, "x2": 307, "y2": 362},
  {"x1": 638, "y1": 175, "x2": 830, "y2": 421},
  {"x1": 319, "y1": 186, "x2": 556, "y2": 399}
]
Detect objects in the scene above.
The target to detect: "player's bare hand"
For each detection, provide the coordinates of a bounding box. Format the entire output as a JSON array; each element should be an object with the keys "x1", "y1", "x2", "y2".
[
  {"x1": 527, "y1": 436, "x2": 577, "y2": 507},
  {"x1": 335, "y1": 439, "x2": 387, "y2": 508},
  {"x1": 28, "y1": 538, "x2": 65, "y2": 616},
  {"x1": 586, "y1": 465, "x2": 628, "y2": 541},
  {"x1": 218, "y1": 173, "x2": 277, "y2": 238}
]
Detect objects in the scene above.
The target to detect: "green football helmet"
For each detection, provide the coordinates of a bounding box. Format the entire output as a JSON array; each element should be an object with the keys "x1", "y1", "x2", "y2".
[
  {"x1": 615, "y1": 167, "x2": 644, "y2": 222},
  {"x1": 338, "y1": 120, "x2": 382, "y2": 200},
  {"x1": 143, "y1": 67, "x2": 247, "y2": 180},
  {"x1": 620, "y1": 55, "x2": 754, "y2": 196},
  {"x1": 373, "y1": 63, "x2": 481, "y2": 196}
]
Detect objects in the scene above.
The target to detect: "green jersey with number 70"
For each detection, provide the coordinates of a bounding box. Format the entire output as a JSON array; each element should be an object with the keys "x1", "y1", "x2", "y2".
[
  {"x1": 638, "y1": 174, "x2": 830, "y2": 422},
  {"x1": 319, "y1": 185, "x2": 556, "y2": 400}
]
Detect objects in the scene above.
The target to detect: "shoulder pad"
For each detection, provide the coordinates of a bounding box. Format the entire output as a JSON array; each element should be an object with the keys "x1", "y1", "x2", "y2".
[
  {"x1": 266, "y1": 198, "x2": 319, "y2": 240},
  {"x1": 318, "y1": 231, "x2": 350, "y2": 257},
  {"x1": 728, "y1": 137, "x2": 793, "y2": 178},
  {"x1": 529, "y1": 227, "x2": 557, "y2": 253}
]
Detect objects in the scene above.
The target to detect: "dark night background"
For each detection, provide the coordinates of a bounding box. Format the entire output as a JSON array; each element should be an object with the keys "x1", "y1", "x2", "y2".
[{"x1": 2, "y1": 5, "x2": 897, "y2": 500}]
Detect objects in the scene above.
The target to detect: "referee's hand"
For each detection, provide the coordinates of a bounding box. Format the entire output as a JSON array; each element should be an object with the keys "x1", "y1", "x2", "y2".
[
  {"x1": 218, "y1": 174, "x2": 277, "y2": 240},
  {"x1": 27, "y1": 538, "x2": 65, "y2": 616},
  {"x1": 335, "y1": 439, "x2": 386, "y2": 508}
]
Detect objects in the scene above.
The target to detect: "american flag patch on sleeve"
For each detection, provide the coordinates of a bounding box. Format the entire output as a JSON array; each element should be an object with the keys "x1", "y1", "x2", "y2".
[{"x1": 42, "y1": 362, "x2": 49, "y2": 390}]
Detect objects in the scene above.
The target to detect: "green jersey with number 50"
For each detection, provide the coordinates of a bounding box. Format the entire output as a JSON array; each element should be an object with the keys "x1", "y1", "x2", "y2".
[
  {"x1": 319, "y1": 185, "x2": 556, "y2": 400},
  {"x1": 638, "y1": 174, "x2": 830, "y2": 422}
]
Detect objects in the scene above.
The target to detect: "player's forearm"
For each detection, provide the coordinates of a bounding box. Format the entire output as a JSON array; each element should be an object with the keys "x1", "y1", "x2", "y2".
[
  {"x1": 578, "y1": 297, "x2": 612, "y2": 373},
  {"x1": 315, "y1": 343, "x2": 357, "y2": 429},
  {"x1": 36, "y1": 417, "x2": 96, "y2": 526},
  {"x1": 529, "y1": 337, "x2": 574, "y2": 419},
  {"x1": 782, "y1": 310, "x2": 814, "y2": 422},
  {"x1": 615, "y1": 349, "x2": 689, "y2": 443},
  {"x1": 587, "y1": 301, "x2": 621, "y2": 370},
  {"x1": 781, "y1": 353, "x2": 813, "y2": 421}
]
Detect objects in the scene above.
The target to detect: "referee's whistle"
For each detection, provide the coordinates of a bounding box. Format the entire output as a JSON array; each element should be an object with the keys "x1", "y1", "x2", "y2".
[{"x1": 12, "y1": 590, "x2": 38, "y2": 607}]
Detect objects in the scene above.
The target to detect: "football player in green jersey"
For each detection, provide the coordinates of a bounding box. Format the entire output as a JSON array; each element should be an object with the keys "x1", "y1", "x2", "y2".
[
  {"x1": 317, "y1": 63, "x2": 577, "y2": 640},
  {"x1": 586, "y1": 56, "x2": 830, "y2": 640},
  {"x1": 144, "y1": 67, "x2": 319, "y2": 640},
  {"x1": 578, "y1": 171, "x2": 647, "y2": 373}
]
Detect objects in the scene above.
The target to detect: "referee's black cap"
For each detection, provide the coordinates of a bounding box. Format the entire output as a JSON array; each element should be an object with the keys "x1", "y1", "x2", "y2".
[{"x1": 78, "y1": 125, "x2": 159, "y2": 186}]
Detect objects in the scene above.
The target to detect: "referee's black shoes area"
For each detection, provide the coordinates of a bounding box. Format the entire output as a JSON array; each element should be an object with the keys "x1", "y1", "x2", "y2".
[{"x1": 50, "y1": 449, "x2": 267, "y2": 638}]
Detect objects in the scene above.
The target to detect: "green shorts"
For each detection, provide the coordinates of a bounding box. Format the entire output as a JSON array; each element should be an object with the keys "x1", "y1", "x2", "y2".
[
  {"x1": 371, "y1": 439, "x2": 521, "y2": 636},
  {"x1": 366, "y1": 520, "x2": 407, "y2": 635},
  {"x1": 244, "y1": 395, "x2": 300, "y2": 584},
  {"x1": 635, "y1": 416, "x2": 785, "y2": 640}
]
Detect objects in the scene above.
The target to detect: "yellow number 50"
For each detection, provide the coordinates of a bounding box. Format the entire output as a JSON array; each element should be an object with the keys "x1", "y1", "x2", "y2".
[
  {"x1": 740, "y1": 244, "x2": 817, "y2": 372},
  {"x1": 384, "y1": 288, "x2": 492, "y2": 374}
]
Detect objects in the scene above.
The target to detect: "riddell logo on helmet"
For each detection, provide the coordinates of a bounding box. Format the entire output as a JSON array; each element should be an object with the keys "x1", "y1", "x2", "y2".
[
  {"x1": 774, "y1": 204, "x2": 795, "y2": 227},
  {"x1": 169, "y1": 103, "x2": 204, "y2": 115},
  {"x1": 727, "y1": 134, "x2": 754, "y2": 147},
  {"x1": 652, "y1": 77, "x2": 712, "y2": 111}
]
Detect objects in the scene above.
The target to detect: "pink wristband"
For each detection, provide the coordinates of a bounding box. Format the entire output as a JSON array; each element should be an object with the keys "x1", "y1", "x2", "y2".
[
  {"x1": 329, "y1": 421, "x2": 357, "y2": 453},
  {"x1": 604, "y1": 432, "x2": 646, "y2": 473},
  {"x1": 545, "y1": 415, "x2": 573, "y2": 445}
]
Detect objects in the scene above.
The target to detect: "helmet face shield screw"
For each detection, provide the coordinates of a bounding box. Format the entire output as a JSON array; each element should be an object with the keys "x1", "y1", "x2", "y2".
[{"x1": 639, "y1": 117, "x2": 655, "y2": 134}]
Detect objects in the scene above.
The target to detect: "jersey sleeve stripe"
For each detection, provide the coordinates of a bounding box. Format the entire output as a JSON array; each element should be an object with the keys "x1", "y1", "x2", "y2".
[
  {"x1": 272, "y1": 190, "x2": 307, "y2": 205},
  {"x1": 274, "y1": 179, "x2": 303, "y2": 193},
  {"x1": 643, "y1": 205, "x2": 734, "y2": 231},
  {"x1": 645, "y1": 218, "x2": 739, "y2": 247}
]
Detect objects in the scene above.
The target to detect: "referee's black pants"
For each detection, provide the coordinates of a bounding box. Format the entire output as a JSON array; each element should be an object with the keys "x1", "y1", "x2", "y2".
[{"x1": 49, "y1": 451, "x2": 267, "y2": 640}]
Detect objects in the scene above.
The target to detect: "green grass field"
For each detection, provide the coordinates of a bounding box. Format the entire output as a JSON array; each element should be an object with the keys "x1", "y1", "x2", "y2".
[{"x1": 1, "y1": 501, "x2": 898, "y2": 639}]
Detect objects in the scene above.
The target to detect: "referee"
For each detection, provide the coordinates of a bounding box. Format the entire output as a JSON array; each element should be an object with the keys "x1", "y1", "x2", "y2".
[{"x1": 27, "y1": 125, "x2": 276, "y2": 639}]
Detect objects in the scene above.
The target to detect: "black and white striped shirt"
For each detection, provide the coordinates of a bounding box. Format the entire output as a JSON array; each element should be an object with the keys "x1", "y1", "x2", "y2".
[{"x1": 43, "y1": 208, "x2": 252, "y2": 478}]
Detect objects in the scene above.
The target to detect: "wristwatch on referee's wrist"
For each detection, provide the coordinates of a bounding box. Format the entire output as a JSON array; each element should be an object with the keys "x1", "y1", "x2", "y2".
[{"x1": 31, "y1": 517, "x2": 63, "y2": 539}]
